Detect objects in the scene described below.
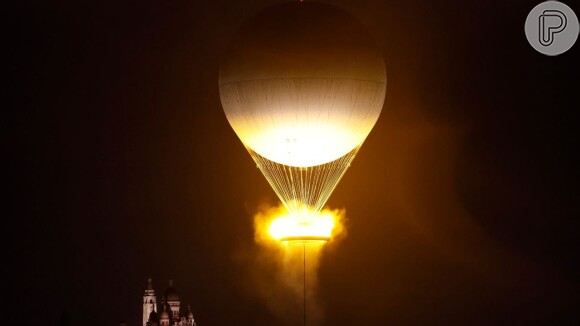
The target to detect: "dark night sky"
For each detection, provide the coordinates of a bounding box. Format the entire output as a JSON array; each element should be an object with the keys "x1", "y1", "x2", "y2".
[{"x1": 6, "y1": 0, "x2": 579, "y2": 325}]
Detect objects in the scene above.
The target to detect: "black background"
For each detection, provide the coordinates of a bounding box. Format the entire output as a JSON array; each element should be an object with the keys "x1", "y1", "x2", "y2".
[{"x1": 6, "y1": 0, "x2": 579, "y2": 325}]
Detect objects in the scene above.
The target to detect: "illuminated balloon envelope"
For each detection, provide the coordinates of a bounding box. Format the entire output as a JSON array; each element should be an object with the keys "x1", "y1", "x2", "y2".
[{"x1": 219, "y1": 2, "x2": 386, "y2": 222}]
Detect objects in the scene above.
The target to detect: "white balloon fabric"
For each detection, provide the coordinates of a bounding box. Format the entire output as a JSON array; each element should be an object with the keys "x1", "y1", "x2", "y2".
[
  {"x1": 220, "y1": 78, "x2": 385, "y2": 167},
  {"x1": 219, "y1": 2, "x2": 386, "y2": 168}
]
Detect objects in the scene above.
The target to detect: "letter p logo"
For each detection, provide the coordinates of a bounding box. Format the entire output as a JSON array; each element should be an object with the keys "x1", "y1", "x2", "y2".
[
  {"x1": 539, "y1": 10, "x2": 567, "y2": 46},
  {"x1": 525, "y1": 1, "x2": 578, "y2": 55}
]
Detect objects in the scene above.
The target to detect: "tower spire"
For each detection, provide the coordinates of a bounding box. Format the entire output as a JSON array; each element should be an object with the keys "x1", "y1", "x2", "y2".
[{"x1": 143, "y1": 278, "x2": 158, "y2": 326}]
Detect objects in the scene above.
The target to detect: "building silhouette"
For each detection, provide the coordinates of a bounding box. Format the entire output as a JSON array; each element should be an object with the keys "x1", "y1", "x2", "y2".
[{"x1": 143, "y1": 278, "x2": 196, "y2": 326}]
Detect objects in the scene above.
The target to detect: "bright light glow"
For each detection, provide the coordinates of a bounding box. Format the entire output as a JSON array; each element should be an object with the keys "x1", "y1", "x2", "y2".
[
  {"x1": 268, "y1": 209, "x2": 337, "y2": 244},
  {"x1": 220, "y1": 79, "x2": 385, "y2": 167},
  {"x1": 241, "y1": 122, "x2": 362, "y2": 168}
]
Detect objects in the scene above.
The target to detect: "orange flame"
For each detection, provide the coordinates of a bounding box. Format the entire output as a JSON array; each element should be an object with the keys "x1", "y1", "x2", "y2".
[
  {"x1": 254, "y1": 202, "x2": 346, "y2": 246},
  {"x1": 269, "y1": 210, "x2": 335, "y2": 244}
]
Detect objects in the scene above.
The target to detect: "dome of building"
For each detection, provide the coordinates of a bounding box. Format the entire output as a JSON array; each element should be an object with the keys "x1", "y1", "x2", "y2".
[
  {"x1": 165, "y1": 280, "x2": 180, "y2": 301},
  {"x1": 160, "y1": 308, "x2": 170, "y2": 320},
  {"x1": 165, "y1": 287, "x2": 179, "y2": 301},
  {"x1": 166, "y1": 289, "x2": 179, "y2": 301}
]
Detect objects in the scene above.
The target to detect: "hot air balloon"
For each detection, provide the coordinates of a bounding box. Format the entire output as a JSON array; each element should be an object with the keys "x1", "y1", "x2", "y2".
[{"x1": 219, "y1": 2, "x2": 386, "y2": 241}]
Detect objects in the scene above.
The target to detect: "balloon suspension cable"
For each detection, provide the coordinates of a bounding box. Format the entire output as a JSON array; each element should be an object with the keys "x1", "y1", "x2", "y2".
[
  {"x1": 303, "y1": 243, "x2": 306, "y2": 326},
  {"x1": 247, "y1": 146, "x2": 360, "y2": 220}
]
